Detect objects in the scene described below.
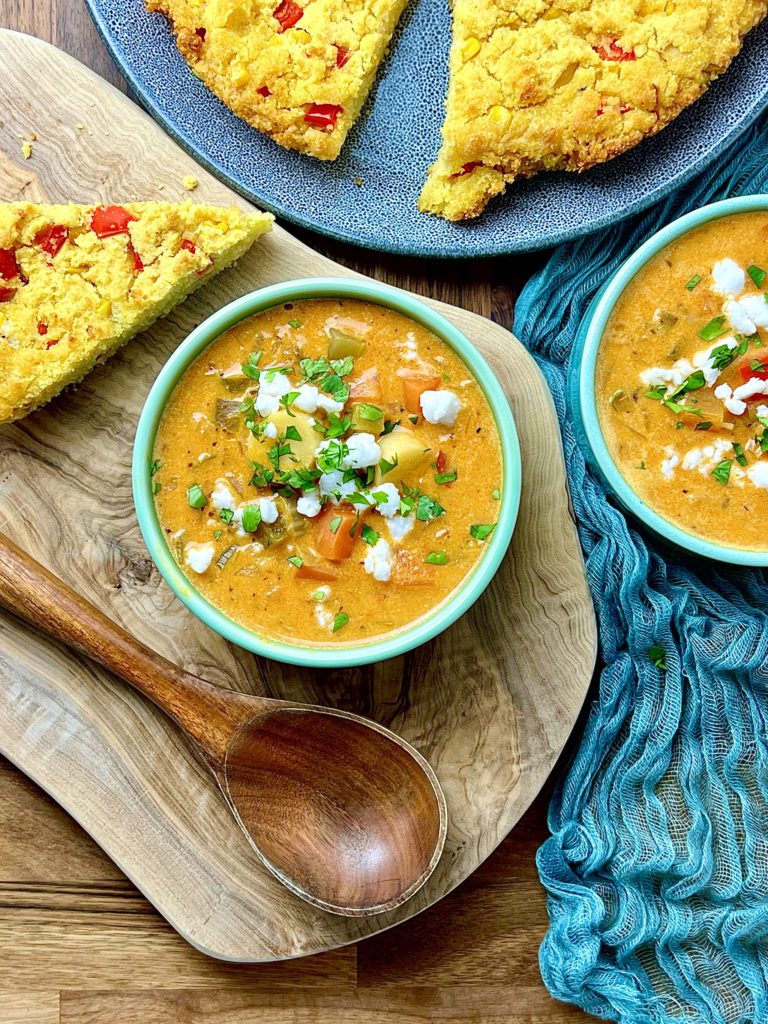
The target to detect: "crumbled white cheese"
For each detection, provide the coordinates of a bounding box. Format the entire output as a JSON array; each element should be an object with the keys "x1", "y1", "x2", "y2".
[
  {"x1": 185, "y1": 541, "x2": 215, "y2": 574},
  {"x1": 681, "y1": 437, "x2": 736, "y2": 475},
  {"x1": 296, "y1": 489, "x2": 322, "y2": 517},
  {"x1": 255, "y1": 393, "x2": 280, "y2": 417},
  {"x1": 259, "y1": 371, "x2": 293, "y2": 398},
  {"x1": 748, "y1": 462, "x2": 768, "y2": 488},
  {"x1": 738, "y1": 293, "x2": 768, "y2": 328},
  {"x1": 725, "y1": 298, "x2": 757, "y2": 335},
  {"x1": 639, "y1": 364, "x2": 691, "y2": 390},
  {"x1": 420, "y1": 389, "x2": 462, "y2": 427},
  {"x1": 711, "y1": 258, "x2": 746, "y2": 296},
  {"x1": 387, "y1": 515, "x2": 414, "y2": 541},
  {"x1": 314, "y1": 604, "x2": 334, "y2": 629},
  {"x1": 316, "y1": 392, "x2": 345, "y2": 414},
  {"x1": 366, "y1": 482, "x2": 401, "y2": 518},
  {"x1": 343, "y1": 433, "x2": 381, "y2": 469},
  {"x1": 319, "y1": 469, "x2": 357, "y2": 503},
  {"x1": 293, "y1": 384, "x2": 321, "y2": 413},
  {"x1": 733, "y1": 377, "x2": 768, "y2": 402},
  {"x1": 210, "y1": 479, "x2": 237, "y2": 510},
  {"x1": 714, "y1": 382, "x2": 747, "y2": 417},
  {"x1": 399, "y1": 332, "x2": 420, "y2": 362},
  {"x1": 758, "y1": 404, "x2": 768, "y2": 419},
  {"x1": 258, "y1": 497, "x2": 279, "y2": 524},
  {"x1": 693, "y1": 337, "x2": 738, "y2": 386},
  {"x1": 660, "y1": 447, "x2": 679, "y2": 481},
  {"x1": 313, "y1": 586, "x2": 331, "y2": 601},
  {"x1": 363, "y1": 538, "x2": 393, "y2": 581},
  {"x1": 263, "y1": 422, "x2": 278, "y2": 439}
]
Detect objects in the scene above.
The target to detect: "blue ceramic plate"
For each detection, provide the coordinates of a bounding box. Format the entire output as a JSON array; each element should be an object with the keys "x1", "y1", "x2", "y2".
[{"x1": 86, "y1": 0, "x2": 768, "y2": 258}]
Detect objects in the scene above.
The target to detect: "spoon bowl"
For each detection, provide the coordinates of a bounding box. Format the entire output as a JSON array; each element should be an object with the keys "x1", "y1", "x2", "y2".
[{"x1": 0, "y1": 533, "x2": 447, "y2": 916}]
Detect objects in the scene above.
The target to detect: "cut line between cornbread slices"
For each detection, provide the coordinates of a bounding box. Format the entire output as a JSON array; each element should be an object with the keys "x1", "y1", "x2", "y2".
[
  {"x1": 419, "y1": 0, "x2": 768, "y2": 221},
  {"x1": 146, "y1": 0, "x2": 411, "y2": 160},
  {"x1": 0, "y1": 201, "x2": 272, "y2": 424}
]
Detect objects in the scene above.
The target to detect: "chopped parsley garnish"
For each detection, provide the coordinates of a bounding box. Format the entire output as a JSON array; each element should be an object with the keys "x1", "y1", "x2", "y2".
[
  {"x1": 608, "y1": 389, "x2": 627, "y2": 408},
  {"x1": 153, "y1": 481, "x2": 161, "y2": 495},
  {"x1": 694, "y1": 421, "x2": 713, "y2": 432},
  {"x1": 287, "y1": 555, "x2": 303, "y2": 568},
  {"x1": 470, "y1": 523, "x2": 496, "y2": 541},
  {"x1": 321, "y1": 373, "x2": 350, "y2": 403},
  {"x1": 213, "y1": 529, "x2": 222, "y2": 540},
  {"x1": 241, "y1": 505, "x2": 263, "y2": 532},
  {"x1": 332, "y1": 611, "x2": 349, "y2": 633},
  {"x1": 667, "y1": 369, "x2": 706, "y2": 398},
  {"x1": 733, "y1": 442, "x2": 748, "y2": 467},
  {"x1": 288, "y1": 319, "x2": 303, "y2": 329},
  {"x1": 312, "y1": 589, "x2": 326, "y2": 601},
  {"x1": 250, "y1": 462, "x2": 274, "y2": 488},
  {"x1": 648, "y1": 644, "x2": 667, "y2": 670},
  {"x1": 361, "y1": 523, "x2": 380, "y2": 546},
  {"x1": 491, "y1": 488, "x2": 501, "y2": 501},
  {"x1": 316, "y1": 439, "x2": 349, "y2": 473},
  {"x1": 697, "y1": 316, "x2": 727, "y2": 342},
  {"x1": 268, "y1": 441, "x2": 292, "y2": 472},
  {"x1": 712, "y1": 460, "x2": 732, "y2": 485},
  {"x1": 358, "y1": 403, "x2": 383, "y2": 421},
  {"x1": 187, "y1": 484, "x2": 206, "y2": 509},
  {"x1": 435, "y1": 468, "x2": 458, "y2": 485},
  {"x1": 408, "y1": 414, "x2": 419, "y2": 425},
  {"x1": 285, "y1": 425, "x2": 302, "y2": 442},
  {"x1": 751, "y1": 358, "x2": 768, "y2": 372},
  {"x1": 415, "y1": 494, "x2": 445, "y2": 522},
  {"x1": 219, "y1": 507, "x2": 235, "y2": 525},
  {"x1": 379, "y1": 454, "x2": 399, "y2": 476},
  {"x1": 685, "y1": 274, "x2": 702, "y2": 291},
  {"x1": 280, "y1": 391, "x2": 300, "y2": 415},
  {"x1": 425, "y1": 550, "x2": 448, "y2": 565},
  {"x1": 241, "y1": 351, "x2": 262, "y2": 380},
  {"x1": 748, "y1": 264, "x2": 766, "y2": 288},
  {"x1": 710, "y1": 335, "x2": 748, "y2": 371},
  {"x1": 329, "y1": 516, "x2": 342, "y2": 534},
  {"x1": 382, "y1": 419, "x2": 399, "y2": 435},
  {"x1": 348, "y1": 491, "x2": 373, "y2": 507},
  {"x1": 150, "y1": 458, "x2": 162, "y2": 476},
  {"x1": 324, "y1": 413, "x2": 351, "y2": 440}
]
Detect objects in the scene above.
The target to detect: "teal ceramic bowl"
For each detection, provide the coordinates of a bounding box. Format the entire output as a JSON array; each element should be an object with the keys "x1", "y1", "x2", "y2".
[
  {"x1": 133, "y1": 277, "x2": 521, "y2": 667},
  {"x1": 571, "y1": 194, "x2": 768, "y2": 566}
]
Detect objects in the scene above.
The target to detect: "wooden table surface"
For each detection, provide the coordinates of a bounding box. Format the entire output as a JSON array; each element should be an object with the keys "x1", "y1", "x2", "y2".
[{"x1": 0, "y1": 3, "x2": 596, "y2": 1021}]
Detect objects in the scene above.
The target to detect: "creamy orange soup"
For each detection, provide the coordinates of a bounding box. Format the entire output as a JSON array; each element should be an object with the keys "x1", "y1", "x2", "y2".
[
  {"x1": 597, "y1": 211, "x2": 768, "y2": 551},
  {"x1": 152, "y1": 298, "x2": 503, "y2": 645}
]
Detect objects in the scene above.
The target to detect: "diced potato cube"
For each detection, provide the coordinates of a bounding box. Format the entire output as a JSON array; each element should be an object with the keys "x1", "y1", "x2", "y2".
[
  {"x1": 247, "y1": 409, "x2": 319, "y2": 468},
  {"x1": 374, "y1": 429, "x2": 430, "y2": 484},
  {"x1": 348, "y1": 402, "x2": 386, "y2": 437}
]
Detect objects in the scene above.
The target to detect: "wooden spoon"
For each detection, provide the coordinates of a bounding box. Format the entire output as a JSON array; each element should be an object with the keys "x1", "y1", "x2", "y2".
[{"x1": 0, "y1": 533, "x2": 447, "y2": 917}]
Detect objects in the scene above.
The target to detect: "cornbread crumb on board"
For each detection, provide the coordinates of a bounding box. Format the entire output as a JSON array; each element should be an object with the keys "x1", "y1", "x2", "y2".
[
  {"x1": 419, "y1": 0, "x2": 768, "y2": 221},
  {"x1": 0, "y1": 201, "x2": 272, "y2": 423},
  {"x1": 182, "y1": 174, "x2": 199, "y2": 190},
  {"x1": 145, "y1": 0, "x2": 411, "y2": 159}
]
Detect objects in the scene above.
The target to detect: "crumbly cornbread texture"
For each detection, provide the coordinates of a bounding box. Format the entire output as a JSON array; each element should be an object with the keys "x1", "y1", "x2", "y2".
[
  {"x1": 419, "y1": 0, "x2": 768, "y2": 221},
  {"x1": 147, "y1": 0, "x2": 410, "y2": 159},
  {"x1": 0, "y1": 201, "x2": 272, "y2": 424}
]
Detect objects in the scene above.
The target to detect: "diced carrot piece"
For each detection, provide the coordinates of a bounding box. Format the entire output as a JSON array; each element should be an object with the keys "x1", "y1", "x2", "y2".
[
  {"x1": 391, "y1": 550, "x2": 431, "y2": 586},
  {"x1": 348, "y1": 367, "x2": 382, "y2": 402},
  {"x1": 401, "y1": 373, "x2": 441, "y2": 415},
  {"x1": 315, "y1": 507, "x2": 358, "y2": 560},
  {"x1": 297, "y1": 562, "x2": 338, "y2": 582}
]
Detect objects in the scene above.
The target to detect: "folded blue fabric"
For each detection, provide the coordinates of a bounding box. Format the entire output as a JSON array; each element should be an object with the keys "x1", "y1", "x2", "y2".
[{"x1": 514, "y1": 114, "x2": 768, "y2": 1024}]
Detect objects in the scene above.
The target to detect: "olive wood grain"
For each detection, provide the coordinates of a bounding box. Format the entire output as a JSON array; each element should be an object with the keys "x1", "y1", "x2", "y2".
[{"x1": 0, "y1": 29, "x2": 597, "y2": 960}]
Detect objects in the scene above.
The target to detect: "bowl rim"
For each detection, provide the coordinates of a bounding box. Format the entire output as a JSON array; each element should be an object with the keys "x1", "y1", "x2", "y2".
[
  {"x1": 576, "y1": 193, "x2": 768, "y2": 566},
  {"x1": 133, "y1": 276, "x2": 522, "y2": 667}
]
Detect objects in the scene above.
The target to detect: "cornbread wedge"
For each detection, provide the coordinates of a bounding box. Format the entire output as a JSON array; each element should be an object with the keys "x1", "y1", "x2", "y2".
[
  {"x1": 419, "y1": 0, "x2": 768, "y2": 221},
  {"x1": 0, "y1": 201, "x2": 272, "y2": 424},
  {"x1": 147, "y1": 0, "x2": 410, "y2": 160}
]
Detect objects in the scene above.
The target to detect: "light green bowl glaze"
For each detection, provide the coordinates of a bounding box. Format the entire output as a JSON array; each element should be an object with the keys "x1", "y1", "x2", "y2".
[
  {"x1": 133, "y1": 277, "x2": 522, "y2": 667},
  {"x1": 571, "y1": 194, "x2": 768, "y2": 566}
]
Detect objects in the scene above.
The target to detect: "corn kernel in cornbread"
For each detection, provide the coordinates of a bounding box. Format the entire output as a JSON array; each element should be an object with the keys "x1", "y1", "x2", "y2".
[
  {"x1": 146, "y1": 0, "x2": 411, "y2": 160},
  {"x1": 419, "y1": 0, "x2": 768, "y2": 221},
  {"x1": 0, "y1": 201, "x2": 272, "y2": 423}
]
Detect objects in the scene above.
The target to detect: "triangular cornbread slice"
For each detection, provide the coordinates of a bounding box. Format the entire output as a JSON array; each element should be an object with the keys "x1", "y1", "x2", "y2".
[
  {"x1": 146, "y1": 0, "x2": 410, "y2": 160},
  {"x1": 0, "y1": 201, "x2": 272, "y2": 423},
  {"x1": 419, "y1": 0, "x2": 768, "y2": 221}
]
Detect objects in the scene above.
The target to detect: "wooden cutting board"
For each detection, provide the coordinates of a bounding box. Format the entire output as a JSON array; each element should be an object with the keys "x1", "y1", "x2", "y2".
[{"x1": 0, "y1": 30, "x2": 596, "y2": 961}]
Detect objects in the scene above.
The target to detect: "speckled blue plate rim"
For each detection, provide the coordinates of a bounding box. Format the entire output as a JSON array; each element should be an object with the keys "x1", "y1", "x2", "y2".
[
  {"x1": 133, "y1": 277, "x2": 522, "y2": 667},
  {"x1": 83, "y1": 0, "x2": 768, "y2": 260},
  {"x1": 571, "y1": 193, "x2": 768, "y2": 566}
]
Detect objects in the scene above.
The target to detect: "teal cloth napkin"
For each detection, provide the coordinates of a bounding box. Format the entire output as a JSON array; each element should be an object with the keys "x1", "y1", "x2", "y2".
[{"x1": 514, "y1": 114, "x2": 768, "y2": 1024}]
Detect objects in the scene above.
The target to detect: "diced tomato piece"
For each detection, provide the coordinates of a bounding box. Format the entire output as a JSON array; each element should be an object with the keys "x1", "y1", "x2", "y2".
[
  {"x1": 37, "y1": 322, "x2": 48, "y2": 336},
  {"x1": 46, "y1": 338, "x2": 59, "y2": 349},
  {"x1": 128, "y1": 242, "x2": 144, "y2": 272},
  {"x1": 435, "y1": 450, "x2": 447, "y2": 474},
  {"x1": 34, "y1": 224, "x2": 69, "y2": 259},
  {"x1": 195, "y1": 26, "x2": 206, "y2": 39},
  {"x1": 0, "y1": 287, "x2": 15, "y2": 302},
  {"x1": 0, "y1": 248, "x2": 19, "y2": 281},
  {"x1": 739, "y1": 351, "x2": 768, "y2": 382},
  {"x1": 335, "y1": 45, "x2": 350, "y2": 68},
  {"x1": 593, "y1": 38, "x2": 636, "y2": 61},
  {"x1": 273, "y1": 0, "x2": 303, "y2": 31},
  {"x1": 348, "y1": 367, "x2": 382, "y2": 402},
  {"x1": 257, "y1": 85, "x2": 271, "y2": 97},
  {"x1": 619, "y1": 103, "x2": 632, "y2": 114},
  {"x1": 90, "y1": 205, "x2": 137, "y2": 238},
  {"x1": 180, "y1": 239, "x2": 197, "y2": 254},
  {"x1": 297, "y1": 562, "x2": 338, "y2": 582},
  {"x1": 314, "y1": 507, "x2": 358, "y2": 560},
  {"x1": 304, "y1": 103, "x2": 343, "y2": 129},
  {"x1": 401, "y1": 372, "x2": 441, "y2": 415}
]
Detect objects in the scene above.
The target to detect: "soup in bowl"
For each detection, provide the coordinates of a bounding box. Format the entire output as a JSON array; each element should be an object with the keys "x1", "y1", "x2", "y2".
[
  {"x1": 574, "y1": 196, "x2": 768, "y2": 564},
  {"x1": 133, "y1": 278, "x2": 520, "y2": 666}
]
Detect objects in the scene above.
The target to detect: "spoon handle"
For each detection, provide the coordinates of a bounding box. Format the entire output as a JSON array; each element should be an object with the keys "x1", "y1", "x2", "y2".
[{"x1": 0, "y1": 532, "x2": 260, "y2": 764}]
